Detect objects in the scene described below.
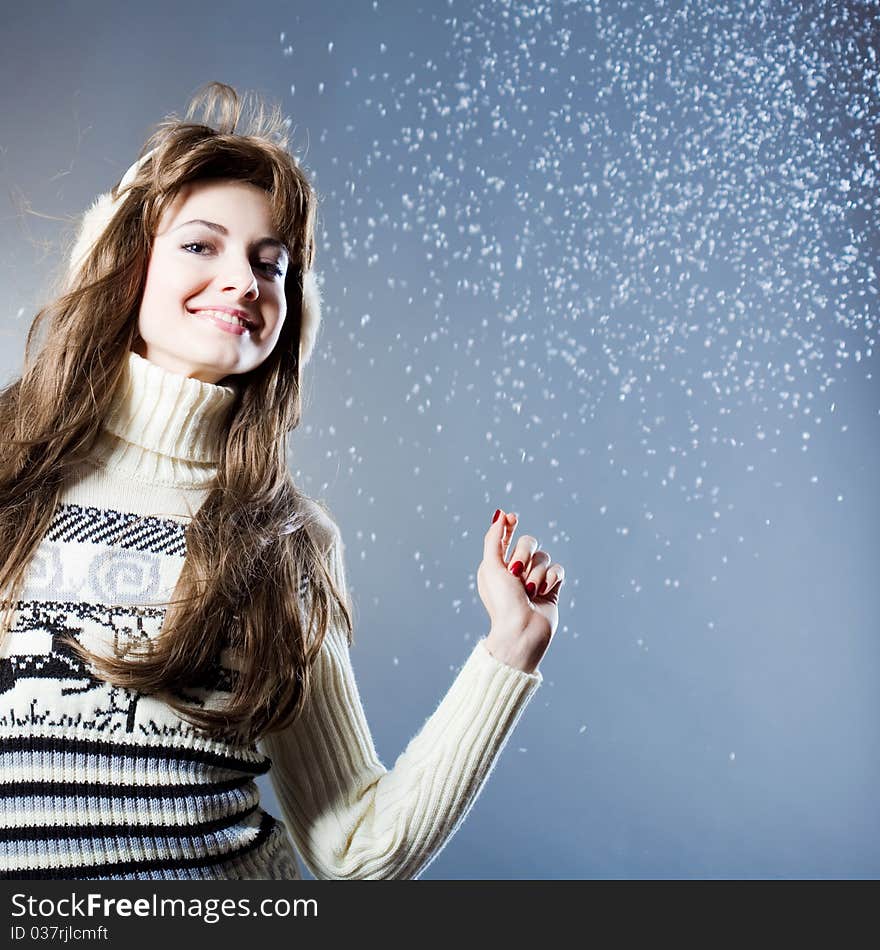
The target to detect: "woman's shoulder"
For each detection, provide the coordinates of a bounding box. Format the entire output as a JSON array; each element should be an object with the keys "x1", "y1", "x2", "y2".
[{"x1": 299, "y1": 495, "x2": 343, "y2": 555}]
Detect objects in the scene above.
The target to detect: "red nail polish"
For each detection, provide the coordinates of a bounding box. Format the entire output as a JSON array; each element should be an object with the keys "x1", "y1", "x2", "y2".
[
  {"x1": 492, "y1": 509, "x2": 501, "y2": 524},
  {"x1": 538, "y1": 580, "x2": 547, "y2": 595},
  {"x1": 526, "y1": 582, "x2": 536, "y2": 598},
  {"x1": 511, "y1": 561, "x2": 524, "y2": 577}
]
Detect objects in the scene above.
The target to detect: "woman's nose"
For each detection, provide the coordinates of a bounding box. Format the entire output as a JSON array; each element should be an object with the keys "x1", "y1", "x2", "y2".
[{"x1": 221, "y1": 260, "x2": 259, "y2": 298}]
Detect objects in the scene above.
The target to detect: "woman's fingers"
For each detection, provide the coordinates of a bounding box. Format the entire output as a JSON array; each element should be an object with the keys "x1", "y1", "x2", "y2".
[
  {"x1": 486, "y1": 509, "x2": 519, "y2": 566},
  {"x1": 488, "y1": 508, "x2": 565, "y2": 600},
  {"x1": 501, "y1": 511, "x2": 517, "y2": 560},
  {"x1": 521, "y1": 550, "x2": 551, "y2": 598},
  {"x1": 539, "y1": 563, "x2": 565, "y2": 596},
  {"x1": 507, "y1": 533, "x2": 538, "y2": 578}
]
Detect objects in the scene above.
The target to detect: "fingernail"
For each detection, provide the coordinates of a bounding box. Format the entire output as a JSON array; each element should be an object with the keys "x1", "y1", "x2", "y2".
[
  {"x1": 526, "y1": 582, "x2": 536, "y2": 599},
  {"x1": 538, "y1": 580, "x2": 547, "y2": 595},
  {"x1": 492, "y1": 509, "x2": 501, "y2": 524},
  {"x1": 510, "y1": 561, "x2": 524, "y2": 577}
]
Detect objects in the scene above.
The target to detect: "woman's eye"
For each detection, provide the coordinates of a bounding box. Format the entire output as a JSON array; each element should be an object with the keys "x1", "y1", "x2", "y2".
[{"x1": 182, "y1": 243, "x2": 283, "y2": 278}]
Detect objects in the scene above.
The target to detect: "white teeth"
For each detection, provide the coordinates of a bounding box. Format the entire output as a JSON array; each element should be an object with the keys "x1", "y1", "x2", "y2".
[{"x1": 196, "y1": 309, "x2": 250, "y2": 328}]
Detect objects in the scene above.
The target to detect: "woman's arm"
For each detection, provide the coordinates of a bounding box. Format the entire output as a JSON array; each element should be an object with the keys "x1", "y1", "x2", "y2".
[{"x1": 256, "y1": 532, "x2": 542, "y2": 880}]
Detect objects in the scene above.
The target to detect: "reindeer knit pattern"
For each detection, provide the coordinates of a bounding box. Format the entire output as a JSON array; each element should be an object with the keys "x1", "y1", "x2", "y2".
[{"x1": 0, "y1": 351, "x2": 542, "y2": 880}]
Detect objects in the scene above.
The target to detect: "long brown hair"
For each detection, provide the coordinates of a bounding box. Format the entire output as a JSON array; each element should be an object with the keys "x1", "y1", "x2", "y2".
[{"x1": 0, "y1": 82, "x2": 353, "y2": 744}]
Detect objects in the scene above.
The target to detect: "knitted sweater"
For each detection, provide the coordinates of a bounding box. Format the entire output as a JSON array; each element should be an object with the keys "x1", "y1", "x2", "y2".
[{"x1": 0, "y1": 351, "x2": 542, "y2": 880}]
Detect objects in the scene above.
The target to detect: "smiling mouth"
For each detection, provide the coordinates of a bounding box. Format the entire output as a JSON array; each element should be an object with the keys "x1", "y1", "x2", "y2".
[{"x1": 191, "y1": 309, "x2": 256, "y2": 331}]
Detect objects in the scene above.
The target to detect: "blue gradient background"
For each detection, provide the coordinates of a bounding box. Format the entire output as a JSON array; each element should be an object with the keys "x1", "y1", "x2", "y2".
[{"x1": 1, "y1": 0, "x2": 878, "y2": 878}]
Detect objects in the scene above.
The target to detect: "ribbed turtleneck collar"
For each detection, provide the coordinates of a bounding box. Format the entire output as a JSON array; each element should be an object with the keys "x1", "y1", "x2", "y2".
[{"x1": 86, "y1": 351, "x2": 238, "y2": 489}]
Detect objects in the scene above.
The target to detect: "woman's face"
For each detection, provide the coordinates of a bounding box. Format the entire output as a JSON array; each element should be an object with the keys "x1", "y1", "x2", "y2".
[{"x1": 134, "y1": 178, "x2": 289, "y2": 384}]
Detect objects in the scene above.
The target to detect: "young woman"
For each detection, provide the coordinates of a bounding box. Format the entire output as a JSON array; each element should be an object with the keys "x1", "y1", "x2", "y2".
[{"x1": 0, "y1": 82, "x2": 566, "y2": 880}]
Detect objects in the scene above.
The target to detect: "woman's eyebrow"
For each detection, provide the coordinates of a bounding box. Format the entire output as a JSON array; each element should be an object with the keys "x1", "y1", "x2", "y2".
[{"x1": 173, "y1": 218, "x2": 289, "y2": 258}]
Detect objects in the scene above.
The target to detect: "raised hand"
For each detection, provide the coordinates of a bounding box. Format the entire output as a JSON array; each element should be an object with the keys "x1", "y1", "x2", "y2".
[{"x1": 477, "y1": 508, "x2": 565, "y2": 674}]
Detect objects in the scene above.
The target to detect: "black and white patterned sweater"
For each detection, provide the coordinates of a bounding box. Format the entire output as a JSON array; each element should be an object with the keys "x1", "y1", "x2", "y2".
[{"x1": 0, "y1": 351, "x2": 541, "y2": 880}]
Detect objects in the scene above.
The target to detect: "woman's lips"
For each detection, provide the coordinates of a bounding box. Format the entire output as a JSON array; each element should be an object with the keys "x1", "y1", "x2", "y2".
[{"x1": 191, "y1": 309, "x2": 251, "y2": 336}]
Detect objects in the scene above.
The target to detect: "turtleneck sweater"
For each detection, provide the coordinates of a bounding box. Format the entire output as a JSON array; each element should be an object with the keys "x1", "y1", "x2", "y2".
[{"x1": 0, "y1": 350, "x2": 542, "y2": 880}]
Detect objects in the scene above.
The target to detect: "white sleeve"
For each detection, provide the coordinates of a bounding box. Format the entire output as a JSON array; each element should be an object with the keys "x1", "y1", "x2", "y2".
[{"x1": 257, "y1": 534, "x2": 542, "y2": 880}]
